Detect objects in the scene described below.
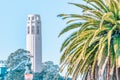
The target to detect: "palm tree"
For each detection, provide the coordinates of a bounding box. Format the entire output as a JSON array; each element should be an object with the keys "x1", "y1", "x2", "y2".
[{"x1": 58, "y1": 0, "x2": 120, "y2": 80}]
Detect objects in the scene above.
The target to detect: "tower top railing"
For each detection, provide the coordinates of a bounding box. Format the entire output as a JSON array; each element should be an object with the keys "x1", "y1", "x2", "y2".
[{"x1": 27, "y1": 14, "x2": 41, "y2": 23}]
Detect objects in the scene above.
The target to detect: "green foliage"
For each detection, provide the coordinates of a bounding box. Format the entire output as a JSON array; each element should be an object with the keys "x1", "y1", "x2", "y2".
[
  {"x1": 33, "y1": 61, "x2": 71, "y2": 80},
  {"x1": 6, "y1": 49, "x2": 28, "y2": 80},
  {"x1": 7, "y1": 49, "x2": 29, "y2": 69},
  {"x1": 5, "y1": 49, "x2": 71, "y2": 80}
]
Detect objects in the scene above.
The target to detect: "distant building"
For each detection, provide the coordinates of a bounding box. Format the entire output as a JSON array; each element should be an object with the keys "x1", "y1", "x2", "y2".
[
  {"x1": 26, "y1": 14, "x2": 42, "y2": 73},
  {"x1": 0, "y1": 60, "x2": 7, "y2": 80}
]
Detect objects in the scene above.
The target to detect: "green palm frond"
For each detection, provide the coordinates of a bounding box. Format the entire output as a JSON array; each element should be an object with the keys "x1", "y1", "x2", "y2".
[{"x1": 59, "y1": 23, "x2": 82, "y2": 37}]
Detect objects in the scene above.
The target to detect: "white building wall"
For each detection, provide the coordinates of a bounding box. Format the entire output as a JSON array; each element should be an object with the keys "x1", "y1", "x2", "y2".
[{"x1": 26, "y1": 14, "x2": 42, "y2": 73}]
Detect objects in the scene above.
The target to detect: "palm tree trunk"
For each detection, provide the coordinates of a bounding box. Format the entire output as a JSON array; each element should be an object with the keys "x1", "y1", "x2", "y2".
[
  {"x1": 112, "y1": 65, "x2": 117, "y2": 80},
  {"x1": 95, "y1": 65, "x2": 98, "y2": 80},
  {"x1": 118, "y1": 68, "x2": 120, "y2": 80},
  {"x1": 91, "y1": 73, "x2": 94, "y2": 80},
  {"x1": 116, "y1": 58, "x2": 120, "y2": 80},
  {"x1": 91, "y1": 64, "x2": 96, "y2": 80},
  {"x1": 91, "y1": 70, "x2": 95, "y2": 80},
  {"x1": 116, "y1": 67, "x2": 119, "y2": 80},
  {"x1": 106, "y1": 57, "x2": 110, "y2": 80}
]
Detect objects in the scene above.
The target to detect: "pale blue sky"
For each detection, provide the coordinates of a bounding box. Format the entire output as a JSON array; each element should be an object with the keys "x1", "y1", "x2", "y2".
[{"x1": 0, "y1": 0, "x2": 84, "y2": 65}]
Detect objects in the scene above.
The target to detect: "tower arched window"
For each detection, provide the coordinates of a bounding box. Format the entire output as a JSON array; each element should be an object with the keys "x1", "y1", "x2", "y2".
[
  {"x1": 32, "y1": 17, "x2": 34, "y2": 20},
  {"x1": 28, "y1": 17, "x2": 30, "y2": 20},
  {"x1": 31, "y1": 26, "x2": 34, "y2": 34},
  {"x1": 37, "y1": 26, "x2": 39, "y2": 34},
  {"x1": 27, "y1": 26, "x2": 30, "y2": 34}
]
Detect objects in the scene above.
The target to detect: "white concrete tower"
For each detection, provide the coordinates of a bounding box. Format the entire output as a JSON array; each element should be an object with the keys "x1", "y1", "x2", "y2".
[{"x1": 26, "y1": 14, "x2": 42, "y2": 73}]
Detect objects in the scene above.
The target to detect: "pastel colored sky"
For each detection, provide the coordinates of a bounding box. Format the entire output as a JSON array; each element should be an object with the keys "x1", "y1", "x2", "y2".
[{"x1": 0, "y1": 0, "x2": 84, "y2": 65}]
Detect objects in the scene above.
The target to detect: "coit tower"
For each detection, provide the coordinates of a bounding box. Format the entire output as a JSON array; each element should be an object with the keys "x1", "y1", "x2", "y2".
[{"x1": 26, "y1": 14, "x2": 42, "y2": 73}]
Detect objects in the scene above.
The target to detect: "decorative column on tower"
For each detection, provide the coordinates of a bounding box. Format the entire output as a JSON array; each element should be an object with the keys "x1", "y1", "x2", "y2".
[{"x1": 26, "y1": 14, "x2": 42, "y2": 73}]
